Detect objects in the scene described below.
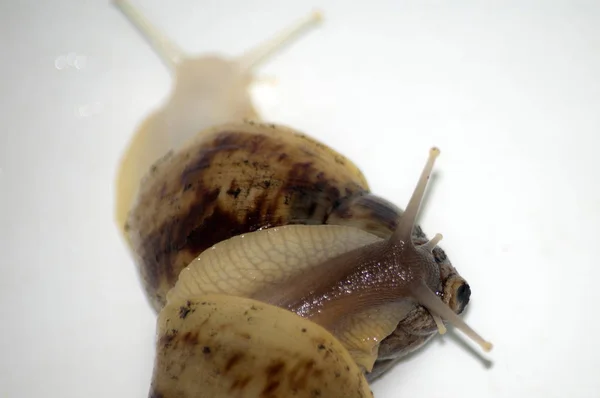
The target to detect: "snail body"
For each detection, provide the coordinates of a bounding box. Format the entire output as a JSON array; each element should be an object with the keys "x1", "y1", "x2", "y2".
[{"x1": 114, "y1": 2, "x2": 492, "y2": 397}]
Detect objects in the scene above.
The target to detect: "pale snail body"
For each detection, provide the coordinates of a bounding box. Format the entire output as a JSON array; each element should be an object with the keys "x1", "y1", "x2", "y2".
[{"x1": 114, "y1": 2, "x2": 492, "y2": 397}]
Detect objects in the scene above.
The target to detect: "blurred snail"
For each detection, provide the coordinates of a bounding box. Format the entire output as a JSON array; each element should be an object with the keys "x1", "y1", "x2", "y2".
[{"x1": 113, "y1": 1, "x2": 493, "y2": 397}]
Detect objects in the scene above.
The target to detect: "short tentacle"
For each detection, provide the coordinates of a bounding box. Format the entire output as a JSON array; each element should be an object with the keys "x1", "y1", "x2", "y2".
[{"x1": 422, "y1": 233, "x2": 443, "y2": 252}]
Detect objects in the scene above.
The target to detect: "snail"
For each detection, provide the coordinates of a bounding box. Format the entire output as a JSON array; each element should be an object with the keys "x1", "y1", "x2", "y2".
[{"x1": 113, "y1": 1, "x2": 493, "y2": 397}]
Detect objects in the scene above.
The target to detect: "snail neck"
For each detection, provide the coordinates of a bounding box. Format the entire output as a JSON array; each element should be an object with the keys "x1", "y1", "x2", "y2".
[{"x1": 251, "y1": 239, "x2": 431, "y2": 330}]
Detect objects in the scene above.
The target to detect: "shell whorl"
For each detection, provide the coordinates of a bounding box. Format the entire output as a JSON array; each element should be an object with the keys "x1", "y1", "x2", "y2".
[{"x1": 125, "y1": 121, "x2": 370, "y2": 311}]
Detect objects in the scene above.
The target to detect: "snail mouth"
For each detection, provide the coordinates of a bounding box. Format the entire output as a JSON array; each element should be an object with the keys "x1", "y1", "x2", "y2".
[
  {"x1": 368, "y1": 273, "x2": 473, "y2": 373},
  {"x1": 393, "y1": 272, "x2": 470, "y2": 337}
]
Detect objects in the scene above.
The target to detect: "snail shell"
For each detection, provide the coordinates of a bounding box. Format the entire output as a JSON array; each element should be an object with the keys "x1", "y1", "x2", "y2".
[
  {"x1": 152, "y1": 294, "x2": 373, "y2": 398},
  {"x1": 125, "y1": 121, "x2": 369, "y2": 310}
]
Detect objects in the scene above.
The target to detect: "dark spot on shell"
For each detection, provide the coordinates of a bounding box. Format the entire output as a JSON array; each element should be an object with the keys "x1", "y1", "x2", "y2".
[
  {"x1": 262, "y1": 381, "x2": 281, "y2": 396},
  {"x1": 301, "y1": 328, "x2": 307, "y2": 333},
  {"x1": 159, "y1": 329, "x2": 178, "y2": 348},
  {"x1": 251, "y1": 160, "x2": 270, "y2": 170},
  {"x1": 261, "y1": 361, "x2": 286, "y2": 396},
  {"x1": 278, "y1": 153, "x2": 288, "y2": 161},
  {"x1": 214, "y1": 131, "x2": 243, "y2": 147},
  {"x1": 182, "y1": 187, "x2": 285, "y2": 259},
  {"x1": 227, "y1": 187, "x2": 242, "y2": 198},
  {"x1": 247, "y1": 135, "x2": 269, "y2": 153},
  {"x1": 159, "y1": 183, "x2": 168, "y2": 199},
  {"x1": 138, "y1": 185, "x2": 221, "y2": 292},
  {"x1": 317, "y1": 344, "x2": 325, "y2": 350},
  {"x1": 224, "y1": 352, "x2": 245, "y2": 374},
  {"x1": 307, "y1": 202, "x2": 318, "y2": 217},
  {"x1": 266, "y1": 361, "x2": 285, "y2": 378},
  {"x1": 181, "y1": 148, "x2": 215, "y2": 179},
  {"x1": 203, "y1": 346, "x2": 211, "y2": 354},
  {"x1": 149, "y1": 390, "x2": 164, "y2": 398},
  {"x1": 179, "y1": 306, "x2": 191, "y2": 319},
  {"x1": 182, "y1": 331, "x2": 199, "y2": 345},
  {"x1": 230, "y1": 375, "x2": 252, "y2": 391},
  {"x1": 179, "y1": 301, "x2": 195, "y2": 319},
  {"x1": 184, "y1": 198, "x2": 236, "y2": 251},
  {"x1": 288, "y1": 359, "x2": 317, "y2": 390}
]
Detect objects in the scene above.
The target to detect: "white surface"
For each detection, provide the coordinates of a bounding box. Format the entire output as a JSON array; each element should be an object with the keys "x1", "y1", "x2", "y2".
[{"x1": 1, "y1": 1, "x2": 599, "y2": 397}]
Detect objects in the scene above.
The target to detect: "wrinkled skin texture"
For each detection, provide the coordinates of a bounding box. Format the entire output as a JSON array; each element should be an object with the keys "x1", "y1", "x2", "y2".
[{"x1": 124, "y1": 121, "x2": 470, "y2": 379}]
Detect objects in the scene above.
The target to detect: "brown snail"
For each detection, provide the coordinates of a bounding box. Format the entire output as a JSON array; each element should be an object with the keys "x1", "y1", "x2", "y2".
[{"x1": 113, "y1": 1, "x2": 493, "y2": 397}]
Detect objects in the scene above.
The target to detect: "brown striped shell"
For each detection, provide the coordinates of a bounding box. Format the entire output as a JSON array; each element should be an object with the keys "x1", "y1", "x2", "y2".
[{"x1": 123, "y1": 120, "x2": 471, "y2": 380}]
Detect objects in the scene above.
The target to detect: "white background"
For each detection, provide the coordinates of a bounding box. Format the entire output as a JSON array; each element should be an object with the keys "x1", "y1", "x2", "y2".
[{"x1": 1, "y1": 1, "x2": 599, "y2": 397}]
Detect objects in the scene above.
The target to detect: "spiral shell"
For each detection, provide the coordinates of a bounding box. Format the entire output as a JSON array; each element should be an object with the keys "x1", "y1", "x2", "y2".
[{"x1": 125, "y1": 121, "x2": 369, "y2": 311}]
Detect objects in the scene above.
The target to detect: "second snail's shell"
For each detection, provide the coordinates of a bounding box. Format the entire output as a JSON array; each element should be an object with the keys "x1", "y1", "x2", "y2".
[{"x1": 151, "y1": 294, "x2": 373, "y2": 398}]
